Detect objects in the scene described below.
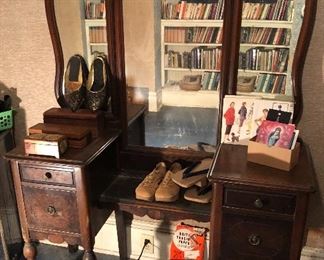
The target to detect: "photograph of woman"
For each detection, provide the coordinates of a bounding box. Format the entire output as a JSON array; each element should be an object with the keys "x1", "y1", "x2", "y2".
[
  {"x1": 267, "y1": 127, "x2": 281, "y2": 146},
  {"x1": 224, "y1": 102, "x2": 235, "y2": 141}
]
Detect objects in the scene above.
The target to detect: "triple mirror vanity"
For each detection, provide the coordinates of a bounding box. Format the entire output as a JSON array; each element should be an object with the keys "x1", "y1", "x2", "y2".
[{"x1": 5, "y1": 0, "x2": 318, "y2": 259}]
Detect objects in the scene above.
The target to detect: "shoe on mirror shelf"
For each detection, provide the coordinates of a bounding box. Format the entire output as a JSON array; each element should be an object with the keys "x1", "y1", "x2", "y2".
[
  {"x1": 135, "y1": 162, "x2": 167, "y2": 202},
  {"x1": 63, "y1": 54, "x2": 88, "y2": 112},
  {"x1": 85, "y1": 55, "x2": 110, "y2": 111},
  {"x1": 171, "y1": 158, "x2": 212, "y2": 188},
  {"x1": 155, "y1": 162, "x2": 182, "y2": 202},
  {"x1": 184, "y1": 182, "x2": 212, "y2": 204}
]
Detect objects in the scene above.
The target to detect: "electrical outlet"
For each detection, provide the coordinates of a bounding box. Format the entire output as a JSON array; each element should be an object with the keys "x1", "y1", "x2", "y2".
[{"x1": 140, "y1": 234, "x2": 154, "y2": 254}]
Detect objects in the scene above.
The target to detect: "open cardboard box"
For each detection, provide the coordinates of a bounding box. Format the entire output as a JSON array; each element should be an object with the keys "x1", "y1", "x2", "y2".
[{"x1": 247, "y1": 136, "x2": 300, "y2": 171}]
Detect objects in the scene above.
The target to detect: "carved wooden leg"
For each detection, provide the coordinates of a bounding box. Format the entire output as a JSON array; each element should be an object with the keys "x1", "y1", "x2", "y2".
[
  {"x1": 115, "y1": 209, "x2": 127, "y2": 260},
  {"x1": 68, "y1": 244, "x2": 79, "y2": 253},
  {"x1": 23, "y1": 242, "x2": 36, "y2": 260},
  {"x1": 82, "y1": 250, "x2": 97, "y2": 260}
]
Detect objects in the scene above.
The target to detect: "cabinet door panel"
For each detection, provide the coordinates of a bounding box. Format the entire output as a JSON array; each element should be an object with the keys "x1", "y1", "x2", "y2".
[
  {"x1": 220, "y1": 213, "x2": 292, "y2": 260},
  {"x1": 22, "y1": 185, "x2": 80, "y2": 234}
]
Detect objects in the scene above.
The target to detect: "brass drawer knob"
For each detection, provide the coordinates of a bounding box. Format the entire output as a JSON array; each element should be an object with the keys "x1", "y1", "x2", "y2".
[
  {"x1": 248, "y1": 234, "x2": 261, "y2": 246},
  {"x1": 254, "y1": 198, "x2": 264, "y2": 209},
  {"x1": 47, "y1": 206, "x2": 56, "y2": 216},
  {"x1": 45, "y1": 172, "x2": 52, "y2": 179}
]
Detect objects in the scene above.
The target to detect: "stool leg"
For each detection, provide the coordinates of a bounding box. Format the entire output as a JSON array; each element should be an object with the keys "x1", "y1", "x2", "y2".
[{"x1": 115, "y1": 209, "x2": 127, "y2": 260}]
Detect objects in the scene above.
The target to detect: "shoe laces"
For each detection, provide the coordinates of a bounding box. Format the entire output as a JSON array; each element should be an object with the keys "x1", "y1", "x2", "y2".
[{"x1": 160, "y1": 172, "x2": 172, "y2": 186}]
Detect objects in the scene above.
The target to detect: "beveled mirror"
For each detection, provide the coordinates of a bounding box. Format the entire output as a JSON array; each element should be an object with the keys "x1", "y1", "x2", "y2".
[{"x1": 45, "y1": 0, "x2": 316, "y2": 154}]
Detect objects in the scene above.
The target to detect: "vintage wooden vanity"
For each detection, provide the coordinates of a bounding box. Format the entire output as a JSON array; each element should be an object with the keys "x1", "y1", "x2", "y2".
[{"x1": 5, "y1": 0, "x2": 318, "y2": 259}]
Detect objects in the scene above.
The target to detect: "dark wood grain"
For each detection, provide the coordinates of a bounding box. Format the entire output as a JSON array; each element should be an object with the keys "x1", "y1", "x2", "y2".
[
  {"x1": 210, "y1": 144, "x2": 315, "y2": 192},
  {"x1": 209, "y1": 143, "x2": 315, "y2": 259},
  {"x1": 6, "y1": 131, "x2": 120, "y2": 165}
]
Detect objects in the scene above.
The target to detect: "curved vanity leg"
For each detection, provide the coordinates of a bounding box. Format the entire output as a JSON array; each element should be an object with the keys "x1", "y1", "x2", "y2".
[
  {"x1": 68, "y1": 244, "x2": 79, "y2": 253},
  {"x1": 82, "y1": 250, "x2": 97, "y2": 260},
  {"x1": 23, "y1": 242, "x2": 36, "y2": 260}
]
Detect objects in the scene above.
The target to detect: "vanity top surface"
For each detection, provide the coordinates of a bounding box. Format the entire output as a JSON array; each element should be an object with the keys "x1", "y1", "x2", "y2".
[
  {"x1": 210, "y1": 144, "x2": 315, "y2": 193},
  {"x1": 5, "y1": 129, "x2": 120, "y2": 166}
]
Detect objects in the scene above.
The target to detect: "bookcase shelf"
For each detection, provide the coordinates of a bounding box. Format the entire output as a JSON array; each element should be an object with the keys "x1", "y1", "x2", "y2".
[
  {"x1": 164, "y1": 42, "x2": 222, "y2": 47},
  {"x1": 160, "y1": 2, "x2": 223, "y2": 108},
  {"x1": 165, "y1": 68, "x2": 220, "y2": 73},
  {"x1": 237, "y1": 0, "x2": 302, "y2": 97},
  {"x1": 83, "y1": 8, "x2": 107, "y2": 66}
]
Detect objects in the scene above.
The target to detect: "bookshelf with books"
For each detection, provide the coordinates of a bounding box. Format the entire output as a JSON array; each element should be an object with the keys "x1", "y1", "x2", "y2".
[
  {"x1": 83, "y1": 0, "x2": 107, "y2": 66},
  {"x1": 160, "y1": 0, "x2": 224, "y2": 108},
  {"x1": 236, "y1": 0, "x2": 303, "y2": 100}
]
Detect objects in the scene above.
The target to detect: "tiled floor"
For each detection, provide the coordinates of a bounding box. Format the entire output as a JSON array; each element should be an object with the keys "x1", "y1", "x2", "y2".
[{"x1": 145, "y1": 106, "x2": 218, "y2": 148}]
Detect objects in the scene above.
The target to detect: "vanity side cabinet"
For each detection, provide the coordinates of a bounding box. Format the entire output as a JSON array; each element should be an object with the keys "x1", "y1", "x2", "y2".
[
  {"x1": 209, "y1": 144, "x2": 315, "y2": 260},
  {"x1": 5, "y1": 132, "x2": 120, "y2": 260}
]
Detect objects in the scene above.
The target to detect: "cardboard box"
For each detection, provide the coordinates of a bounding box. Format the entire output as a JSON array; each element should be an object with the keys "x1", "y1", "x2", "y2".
[{"x1": 247, "y1": 137, "x2": 300, "y2": 171}]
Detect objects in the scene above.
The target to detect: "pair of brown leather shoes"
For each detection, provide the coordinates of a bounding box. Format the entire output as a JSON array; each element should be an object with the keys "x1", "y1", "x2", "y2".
[
  {"x1": 135, "y1": 162, "x2": 182, "y2": 202},
  {"x1": 63, "y1": 55, "x2": 110, "y2": 112}
]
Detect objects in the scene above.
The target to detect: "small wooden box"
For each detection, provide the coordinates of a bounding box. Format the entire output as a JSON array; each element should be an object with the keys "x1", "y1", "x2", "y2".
[
  {"x1": 24, "y1": 133, "x2": 68, "y2": 159},
  {"x1": 247, "y1": 137, "x2": 300, "y2": 171},
  {"x1": 43, "y1": 107, "x2": 104, "y2": 137},
  {"x1": 28, "y1": 123, "x2": 91, "y2": 149}
]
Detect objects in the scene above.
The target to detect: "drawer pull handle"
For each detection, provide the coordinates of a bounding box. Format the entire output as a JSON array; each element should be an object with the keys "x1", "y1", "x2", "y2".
[
  {"x1": 248, "y1": 234, "x2": 261, "y2": 246},
  {"x1": 254, "y1": 198, "x2": 264, "y2": 209},
  {"x1": 47, "y1": 206, "x2": 56, "y2": 216},
  {"x1": 45, "y1": 172, "x2": 52, "y2": 179}
]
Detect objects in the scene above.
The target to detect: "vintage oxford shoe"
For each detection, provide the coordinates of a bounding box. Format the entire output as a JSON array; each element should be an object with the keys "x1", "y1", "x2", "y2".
[
  {"x1": 85, "y1": 55, "x2": 110, "y2": 111},
  {"x1": 63, "y1": 55, "x2": 88, "y2": 111}
]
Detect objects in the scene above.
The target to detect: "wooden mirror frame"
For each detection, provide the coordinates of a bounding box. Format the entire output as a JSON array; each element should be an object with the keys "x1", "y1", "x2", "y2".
[{"x1": 45, "y1": 0, "x2": 317, "y2": 157}]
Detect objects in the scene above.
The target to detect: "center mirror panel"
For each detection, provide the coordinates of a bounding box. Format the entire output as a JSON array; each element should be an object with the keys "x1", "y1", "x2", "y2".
[{"x1": 124, "y1": 0, "x2": 223, "y2": 150}]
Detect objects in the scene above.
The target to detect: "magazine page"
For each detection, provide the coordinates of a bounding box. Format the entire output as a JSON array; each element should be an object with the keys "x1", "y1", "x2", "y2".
[
  {"x1": 251, "y1": 99, "x2": 294, "y2": 139},
  {"x1": 221, "y1": 95, "x2": 260, "y2": 145}
]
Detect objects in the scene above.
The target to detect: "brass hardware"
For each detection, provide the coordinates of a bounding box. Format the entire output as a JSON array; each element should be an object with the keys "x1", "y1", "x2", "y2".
[
  {"x1": 47, "y1": 206, "x2": 56, "y2": 216},
  {"x1": 45, "y1": 172, "x2": 52, "y2": 179},
  {"x1": 248, "y1": 234, "x2": 261, "y2": 246},
  {"x1": 254, "y1": 198, "x2": 264, "y2": 209}
]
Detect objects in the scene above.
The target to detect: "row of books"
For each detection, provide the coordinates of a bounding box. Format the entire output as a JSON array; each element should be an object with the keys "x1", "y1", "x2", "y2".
[
  {"x1": 239, "y1": 48, "x2": 289, "y2": 73},
  {"x1": 164, "y1": 27, "x2": 223, "y2": 44},
  {"x1": 85, "y1": 0, "x2": 106, "y2": 19},
  {"x1": 89, "y1": 27, "x2": 107, "y2": 43},
  {"x1": 254, "y1": 73, "x2": 286, "y2": 94},
  {"x1": 165, "y1": 47, "x2": 222, "y2": 70},
  {"x1": 161, "y1": 0, "x2": 224, "y2": 20},
  {"x1": 242, "y1": 0, "x2": 293, "y2": 21},
  {"x1": 201, "y1": 72, "x2": 220, "y2": 90},
  {"x1": 241, "y1": 27, "x2": 291, "y2": 46}
]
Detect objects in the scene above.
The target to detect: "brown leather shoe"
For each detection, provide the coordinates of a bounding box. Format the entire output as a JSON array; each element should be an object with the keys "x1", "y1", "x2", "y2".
[
  {"x1": 155, "y1": 162, "x2": 182, "y2": 202},
  {"x1": 135, "y1": 162, "x2": 167, "y2": 201}
]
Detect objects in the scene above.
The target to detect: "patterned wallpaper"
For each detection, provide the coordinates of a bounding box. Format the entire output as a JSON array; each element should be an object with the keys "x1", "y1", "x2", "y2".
[
  {"x1": 0, "y1": 0, "x2": 323, "y2": 228},
  {"x1": 0, "y1": 0, "x2": 57, "y2": 143}
]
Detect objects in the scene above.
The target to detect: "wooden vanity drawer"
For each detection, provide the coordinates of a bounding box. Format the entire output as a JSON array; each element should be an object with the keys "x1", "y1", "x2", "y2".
[
  {"x1": 19, "y1": 164, "x2": 74, "y2": 186},
  {"x1": 224, "y1": 188, "x2": 296, "y2": 214},
  {"x1": 221, "y1": 213, "x2": 292, "y2": 259},
  {"x1": 22, "y1": 185, "x2": 80, "y2": 234}
]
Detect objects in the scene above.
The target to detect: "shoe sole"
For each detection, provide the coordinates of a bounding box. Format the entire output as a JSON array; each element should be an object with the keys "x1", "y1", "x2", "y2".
[
  {"x1": 155, "y1": 194, "x2": 179, "y2": 202},
  {"x1": 135, "y1": 194, "x2": 154, "y2": 202}
]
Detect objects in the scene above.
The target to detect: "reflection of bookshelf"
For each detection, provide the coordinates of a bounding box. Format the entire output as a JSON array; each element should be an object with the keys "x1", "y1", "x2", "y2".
[
  {"x1": 237, "y1": 0, "x2": 300, "y2": 99},
  {"x1": 161, "y1": 5, "x2": 224, "y2": 107},
  {"x1": 83, "y1": 0, "x2": 107, "y2": 66}
]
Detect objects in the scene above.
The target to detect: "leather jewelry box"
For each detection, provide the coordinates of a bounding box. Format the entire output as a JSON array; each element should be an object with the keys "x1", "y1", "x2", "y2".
[
  {"x1": 28, "y1": 123, "x2": 91, "y2": 149},
  {"x1": 43, "y1": 107, "x2": 104, "y2": 138}
]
